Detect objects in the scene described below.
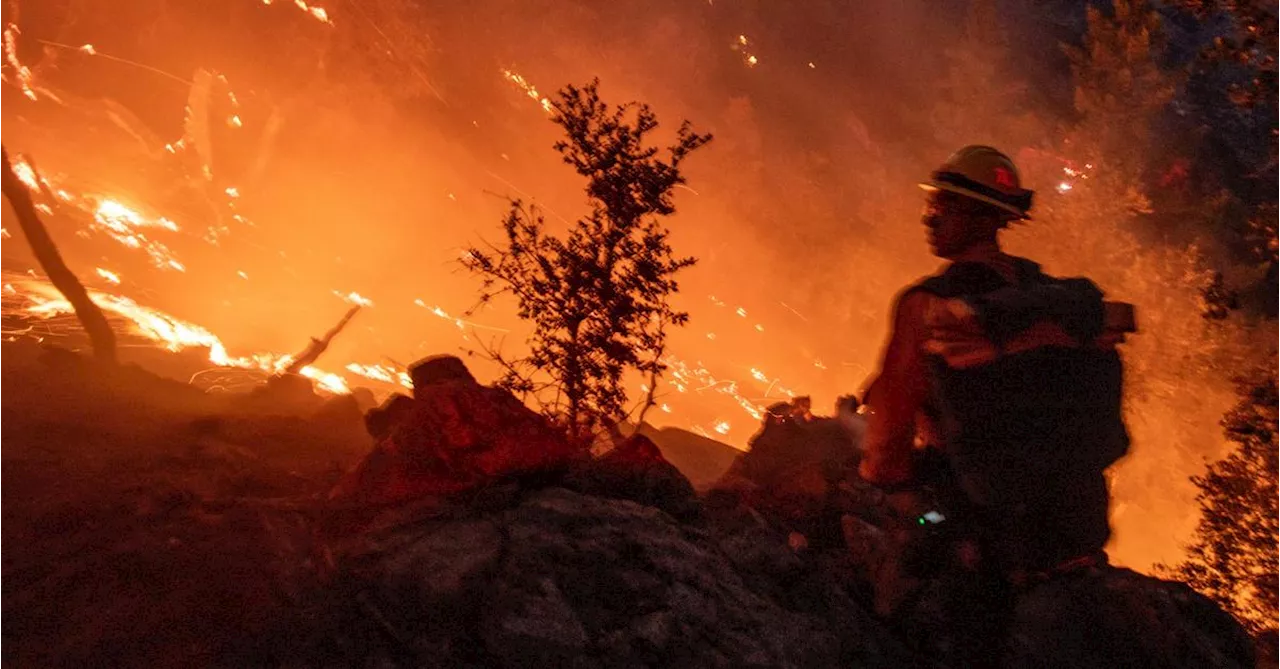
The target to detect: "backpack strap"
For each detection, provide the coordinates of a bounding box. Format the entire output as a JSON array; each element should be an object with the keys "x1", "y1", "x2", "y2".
[{"x1": 911, "y1": 256, "x2": 1047, "y2": 299}]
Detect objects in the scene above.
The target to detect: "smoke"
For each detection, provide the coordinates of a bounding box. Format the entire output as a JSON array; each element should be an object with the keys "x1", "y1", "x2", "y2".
[{"x1": 1, "y1": 0, "x2": 1268, "y2": 570}]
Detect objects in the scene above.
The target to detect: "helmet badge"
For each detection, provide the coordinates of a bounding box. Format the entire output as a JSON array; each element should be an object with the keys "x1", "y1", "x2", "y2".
[{"x1": 993, "y1": 166, "x2": 1016, "y2": 189}]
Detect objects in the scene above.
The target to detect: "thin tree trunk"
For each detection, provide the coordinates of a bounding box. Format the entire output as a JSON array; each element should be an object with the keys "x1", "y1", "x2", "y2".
[
  {"x1": 2, "y1": 147, "x2": 117, "y2": 363},
  {"x1": 633, "y1": 315, "x2": 668, "y2": 430},
  {"x1": 565, "y1": 319, "x2": 584, "y2": 443}
]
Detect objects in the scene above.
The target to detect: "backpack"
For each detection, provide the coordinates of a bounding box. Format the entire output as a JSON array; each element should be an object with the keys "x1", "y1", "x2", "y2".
[{"x1": 908, "y1": 257, "x2": 1132, "y2": 570}]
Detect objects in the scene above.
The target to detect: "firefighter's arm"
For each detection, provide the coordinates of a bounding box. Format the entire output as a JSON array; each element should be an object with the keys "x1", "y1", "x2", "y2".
[{"x1": 859, "y1": 290, "x2": 933, "y2": 486}]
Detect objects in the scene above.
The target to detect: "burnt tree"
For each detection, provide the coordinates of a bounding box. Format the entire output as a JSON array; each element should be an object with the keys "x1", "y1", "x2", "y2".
[{"x1": 1, "y1": 147, "x2": 117, "y2": 363}]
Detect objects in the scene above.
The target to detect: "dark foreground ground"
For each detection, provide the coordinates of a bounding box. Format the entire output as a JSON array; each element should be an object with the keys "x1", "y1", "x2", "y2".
[{"x1": 0, "y1": 341, "x2": 1261, "y2": 668}]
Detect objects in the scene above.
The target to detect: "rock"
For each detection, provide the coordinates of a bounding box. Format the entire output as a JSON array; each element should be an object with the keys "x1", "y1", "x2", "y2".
[
  {"x1": 238, "y1": 373, "x2": 324, "y2": 416},
  {"x1": 332, "y1": 487, "x2": 914, "y2": 668},
  {"x1": 409, "y1": 354, "x2": 476, "y2": 395},
  {"x1": 711, "y1": 417, "x2": 858, "y2": 541},
  {"x1": 562, "y1": 434, "x2": 701, "y2": 521},
  {"x1": 331, "y1": 360, "x2": 581, "y2": 505},
  {"x1": 313, "y1": 394, "x2": 365, "y2": 434},
  {"x1": 364, "y1": 393, "x2": 416, "y2": 441},
  {"x1": 1004, "y1": 566, "x2": 1255, "y2": 668},
  {"x1": 482, "y1": 576, "x2": 590, "y2": 668},
  {"x1": 350, "y1": 387, "x2": 378, "y2": 413}
]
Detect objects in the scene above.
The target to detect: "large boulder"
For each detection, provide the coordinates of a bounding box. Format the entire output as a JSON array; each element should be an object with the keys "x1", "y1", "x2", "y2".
[
  {"x1": 330, "y1": 357, "x2": 582, "y2": 505},
  {"x1": 409, "y1": 354, "x2": 478, "y2": 392},
  {"x1": 1003, "y1": 566, "x2": 1255, "y2": 668},
  {"x1": 318, "y1": 487, "x2": 916, "y2": 668},
  {"x1": 867, "y1": 543, "x2": 1256, "y2": 668}
]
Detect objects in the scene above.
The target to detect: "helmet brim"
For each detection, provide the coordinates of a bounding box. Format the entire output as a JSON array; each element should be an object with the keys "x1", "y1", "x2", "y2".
[{"x1": 919, "y1": 181, "x2": 1032, "y2": 220}]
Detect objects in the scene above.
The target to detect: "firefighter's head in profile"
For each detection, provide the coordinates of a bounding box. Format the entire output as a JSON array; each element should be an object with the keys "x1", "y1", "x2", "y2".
[{"x1": 918, "y1": 145, "x2": 1034, "y2": 260}]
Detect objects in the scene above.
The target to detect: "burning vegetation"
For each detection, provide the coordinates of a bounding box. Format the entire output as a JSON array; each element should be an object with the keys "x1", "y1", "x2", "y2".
[{"x1": 0, "y1": 0, "x2": 1276, "y2": 665}]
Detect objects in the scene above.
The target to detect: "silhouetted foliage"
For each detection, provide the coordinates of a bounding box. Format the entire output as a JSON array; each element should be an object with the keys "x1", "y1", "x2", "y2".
[
  {"x1": 1199, "y1": 271, "x2": 1241, "y2": 320},
  {"x1": 1168, "y1": 366, "x2": 1278, "y2": 635},
  {"x1": 1065, "y1": 0, "x2": 1178, "y2": 190},
  {"x1": 1168, "y1": 0, "x2": 1277, "y2": 106},
  {"x1": 931, "y1": 0, "x2": 1045, "y2": 153},
  {"x1": 464, "y1": 80, "x2": 710, "y2": 441}
]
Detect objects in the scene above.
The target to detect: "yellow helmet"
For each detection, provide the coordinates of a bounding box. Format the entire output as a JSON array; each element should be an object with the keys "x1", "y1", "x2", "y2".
[{"x1": 920, "y1": 145, "x2": 1034, "y2": 220}]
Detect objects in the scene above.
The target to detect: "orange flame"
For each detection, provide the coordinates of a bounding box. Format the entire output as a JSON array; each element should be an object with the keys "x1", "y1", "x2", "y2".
[{"x1": 11, "y1": 276, "x2": 350, "y2": 394}]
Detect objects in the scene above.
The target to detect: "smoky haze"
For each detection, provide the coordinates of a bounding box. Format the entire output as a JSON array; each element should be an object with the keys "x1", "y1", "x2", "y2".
[{"x1": 0, "y1": 0, "x2": 1262, "y2": 571}]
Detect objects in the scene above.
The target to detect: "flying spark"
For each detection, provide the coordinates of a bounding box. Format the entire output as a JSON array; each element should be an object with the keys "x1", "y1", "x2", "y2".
[
  {"x1": 500, "y1": 68, "x2": 553, "y2": 114},
  {"x1": 335, "y1": 291, "x2": 374, "y2": 307},
  {"x1": 95, "y1": 268, "x2": 121, "y2": 285},
  {"x1": 3, "y1": 24, "x2": 39, "y2": 100}
]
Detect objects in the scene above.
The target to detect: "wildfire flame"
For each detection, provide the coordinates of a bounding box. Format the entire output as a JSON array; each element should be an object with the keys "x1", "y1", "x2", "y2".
[
  {"x1": 7, "y1": 274, "x2": 352, "y2": 394},
  {"x1": 0, "y1": 51, "x2": 815, "y2": 456},
  {"x1": 92, "y1": 199, "x2": 186, "y2": 272}
]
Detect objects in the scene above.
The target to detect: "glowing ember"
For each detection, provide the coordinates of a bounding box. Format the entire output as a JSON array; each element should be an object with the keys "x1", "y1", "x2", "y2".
[
  {"x1": 260, "y1": 0, "x2": 332, "y2": 24},
  {"x1": 500, "y1": 68, "x2": 554, "y2": 114},
  {"x1": 346, "y1": 362, "x2": 414, "y2": 389},
  {"x1": 714, "y1": 420, "x2": 731, "y2": 435},
  {"x1": 666, "y1": 356, "x2": 772, "y2": 424},
  {"x1": 95, "y1": 268, "x2": 122, "y2": 285},
  {"x1": 1056, "y1": 164, "x2": 1090, "y2": 195},
  {"x1": 335, "y1": 290, "x2": 374, "y2": 307},
  {"x1": 733, "y1": 34, "x2": 760, "y2": 68},
  {"x1": 91, "y1": 199, "x2": 186, "y2": 271},
  {"x1": 79, "y1": 44, "x2": 96, "y2": 55},
  {"x1": 9, "y1": 156, "x2": 40, "y2": 190},
  {"x1": 414, "y1": 299, "x2": 510, "y2": 333},
  {"x1": 3, "y1": 24, "x2": 38, "y2": 100}
]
